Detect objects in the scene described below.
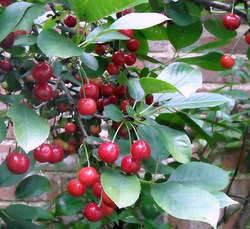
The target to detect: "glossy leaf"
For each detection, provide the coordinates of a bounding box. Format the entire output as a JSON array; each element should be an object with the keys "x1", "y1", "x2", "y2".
[
  {"x1": 141, "y1": 25, "x2": 168, "y2": 40},
  {"x1": 213, "y1": 192, "x2": 238, "y2": 208},
  {"x1": 81, "y1": 52, "x2": 98, "y2": 71},
  {"x1": 127, "y1": 78, "x2": 145, "y2": 101},
  {"x1": 103, "y1": 105, "x2": 124, "y2": 122},
  {"x1": 0, "y1": 119, "x2": 6, "y2": 144}
]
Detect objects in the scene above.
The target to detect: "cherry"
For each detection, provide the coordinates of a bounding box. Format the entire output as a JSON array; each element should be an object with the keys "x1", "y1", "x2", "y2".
[
  {"x1": 77, "y1": 98, "x2": 97, "y2": 116},
  {"x1": 92, "y1": 182, "x2": 102, "y2": 198},
  {"x1": 112, "y1": 51, "x2": 125, "y2": 66},
  {"x1": 223, "y1": 13, "x2": 241, "y2": 30},
  {"x1": 102, "y1": 191, "x2": 116, "y2": 208},
  {"x1": 0, "y1": 0, "x2": 12, "y2": 7},
  {"x1": 95, "y1": 44, "x2": 107, "y2": 55},
  {"x1": 107, "y1": 95, "x2": 118, "y2": 104},
  {"x1": 120, "y1": 99, "x2": 131, "y2": 113},
  {"x1": 145, "y1": 94, "x2": 154, "y2": 105},
  {"x1": 32, "y1": 62, "x2": 53, "y2": 83},
  {"x1": 220, "y1": 55, "x2": 235, "y2": 69},
  {"x1": 121, "y1": 155, "x2": 141, "y2": 174},
  {"x1": 0, "y1": 32, "x2": 15, "y2": 49},
  {"x1": 64, "y1": 122, "x2": 77, "y2": 134},
  {"x1": 0, "y1": 59, "x2": 12, "y2": 72},
  {"x1": 245, "y1": 32, "x2": 250, "y2": 45},
  {"x1": 101, "y1": 84, "x2": 114, "y2": 97},
  {"x1": 64, "y1": 14, "x2": 77, "y2": 28},
  {"x1": 6, "y1": 152, "x2": 30, "y2": 174},
  {"x1": 127, "y1": 39, "x2": 140, "y2": 52},
  {"x1": 124, "y1": 53, "x2": 137, "y2": 66},
  {"x1": 78, "y1": 167, "x2": 99, "y2": 186},
  {"x1": 34, "y1": 143, "x2": 52, "y2": 163},
  {"x1": 131, "y1": 140, "x2": 151, "y2": 160},
  {"x1": 98, "y1": 142, "x2": 120, "y2": 163},
  {"x1": 107, "y1": 63, "x2": 120, "y2": 75},
  {"x1": 33, "y1": 83, "x2": 53, "y2": 102},
  {"x1": 119, "y1": 29, "x2": 134, "y2": 38},
  {"x1": 80, "y1": 83, "x2": 100, "y2": 100},
  {"x1": 83, "y1": 202, "x2": 103, "y2": 222},
  {"x1": 14, "y1": 30, "x2": 27, "y2": 37},
  {"x1": 114, "y1": 85, "x2": 128, "y2": 98},
  {"x1": 49, "y1": 145, "x2": 64, "y2": 164},
  {"x1": 57, "y1": 103, "x2": 70, "y2": 113},
  {"x1": 100, "y1": 202, "x2": 115, "y2": 217},
  {"x1": 116, "y1": 9, "x2": 132, "y2": 18},
  {"x1": 67, "y1": 179, "x2": 86, "y2": 197},
  {"x1": 96, "y1": 98, "x2": 104, "y2": 112}
]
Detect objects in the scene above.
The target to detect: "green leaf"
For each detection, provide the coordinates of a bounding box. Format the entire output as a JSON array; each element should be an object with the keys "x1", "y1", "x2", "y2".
[
  {"x1": 15, "y1": 175, "x2": 50, "y2": 199},
  {"x1": 168, "y1": 21, "x2": 203, "y2": 49},
  {"x1": 71, "y1": 0, "x2": 148, "y2": 22},
  {"x1": 177, "y1": 52, "x2": 224, "y2": 71},
  {"x1": 0, "y1": 2, "x2": 32, "y2": 42},
  {"x1": 157, "y1": 62, "x2": 202, "y2": 97},
  {"x1": 110, "y1": 13, "x2": 169, "y2": 30},
  {"x1": 0, "y1": 119, "x2": 6, "y2": 143},
  {"x1": 101, "y1": 169, "x2": 141, "y2": 208},
  {"x1": 103, "y1": 105, "x2": 124, "y2": 122},
  {"x1": 14, "y1": 35, "x2": 37, "y2": 46},
  {"x1": 55, "y1": 193, "x2": 84, "y2": 216},
  {"x1": 127, "y1": 78, "x2": 144, "y2": 101},
  {"x1": 168, "y1": 162, "x2": 230, "y2": 192},
  {"x1": 247, "y1": 47, "x2": 250, "y2": 60},
  {"x1": 151, "y1": 182, "x2": 220, "y2": 228},
  {"x1": 140, "y1": 77, "x2": 178, "y2": 94},
  {"x1": 5, "y1": 204, "x2": 53, "y2": 220},
  {"x1": 81, "y1": 52, "x2": 98, "y2": 71},
  {"x1": 164, "y1": 93, "x2": 230, "y2": 109},
  {"x1": 0, "y1": 95, "x2": 25, "y2": 104},
  {"x1": 213, "y1": 192, "x2": 238, "y2": 208},
  {"x1": 7, "y1": 104, "x2": 50, "y2": 153},
  {"x1": 204, "y1": 18, "x2": 237, "y2": 40},
  {"x1": 192, "y1": 39, "x2": 232, "y2": 52},
  {"x1": 141, "y1": 25, "x2": 168, "y2": 40},
  {"x1": 37, "y1": 29, "x2": 82, "y2": 58}
]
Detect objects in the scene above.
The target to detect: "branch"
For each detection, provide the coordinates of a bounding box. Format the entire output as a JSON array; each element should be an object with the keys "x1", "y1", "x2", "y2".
[{"x1": 192, "y1": 0, "x2": 247, "y2": 20}]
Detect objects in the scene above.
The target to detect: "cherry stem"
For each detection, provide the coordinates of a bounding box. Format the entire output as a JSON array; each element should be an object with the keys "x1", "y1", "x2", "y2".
[
  {"x1": 139, "y1": 102, "x2": 156, "y2": 116},
  {"x1": 125, "y1": 123, "x2": 132, "y2": 147},
  {"x1": 112, "y1": 122, "x2": 124, "y2": 143},
  {"x1": 80, "y1": 66, "x2": 89, "y2": 84},
  {"x1": 83, "y1": 144, "x2": 90, "y2": 167},
  {"x1": 130, "y1": 123, "x2": 140, "y2": 140},
  {"x1": 98, "y1": 192, "x2": 103, "y2": 207}
]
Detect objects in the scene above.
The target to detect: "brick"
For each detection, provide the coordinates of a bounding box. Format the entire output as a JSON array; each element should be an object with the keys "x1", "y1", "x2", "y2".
[{"x1": 0, "y1": 186, "x2": 16, "y2": 201}]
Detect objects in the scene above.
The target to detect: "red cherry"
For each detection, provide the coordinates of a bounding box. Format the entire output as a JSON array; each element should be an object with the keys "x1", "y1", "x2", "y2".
[
  {"x1": 220, "y1": 55, "x2": 235, "y2": 69},
  {"x1": 96, "y1": 98, "x2": 104, "y2": 112},
  {"x1": 77, "y1": 98, "x2": 97, "y2": 116},
  {"x1": 245, "y1": 32, "x2": 250, "y2": 45},
  {"x1": 102, "y1": 191, "x2": 116, "y2": 208},
  {"x1": 92, "y1": 182, "x2": 102, "y2": 198},
  {"x1": 112, "y1": 51, "x2": 125, "y2": 66},
  {"x1": 131, "y1": 140, "x2": 151, "y2": 160},
  {"x1": 127, "y1": 39, "x2": 140, "y2": 52},
  {"x1": 145, "y1": 94, "x2": 154, "y2": 105},
  {"x1": 80, "y1": 83, "x2": 100, "y2": 100},
  {"x1": 34, "y1": 143, "x2": 52, "y2": 163},
  {"x1": 121, "y1": 155, "x2": 141, "y2": 174},
  {"x1": 223, "y1": 13, "x2": 241, "y2": 30},
  {"x1": 120, "y1": 99, "x2": 131, "y2": 113},
  {"x1": 32, "y1": 62, "x2": 53, "y2": 83},
  {"x1": 107, "y1": 95, "x2": 118, "y2": 104},
  {"x1": 114, "y1": 85, "x2": 128, "y2": 98},
  {"x1": 64, "y1": 122, "x2": 77, "y2": 134},
  {"x1": 95, "y1": 44, "x2": 107, "y2": 55},
  {"x1": 57, "y1": 103, "x2": 70, "y2": 113},
  {"x1": 0, "y1": 32, "x2": 15, "y2": 49},
  {"x1": 49, "y1": 145, "x2": 64, "y2": 164},
  {"x1": 64, "y1": 14, "x2": 77, "y2": 28},
  {"x1": 67, "y1": 179, "x2": 86, "y2": 197},
  {"x1": 124, "y1": 53, "x2": 137, "y2": 66},
  {"x1": 33, "y1": 83, "x2": 53, "y2": 102},
  {"x1": 98, "y1": 142, "x2": 120, "y2": 163},
  {"x1": 101, "y1": 84, "x2": 114, "y2": 97},
  {"x1": 119, "y1": 29, "x2": 134, "y2": 38},
  {"x1": 0, "y1": 59, "x2": 12, "y2": 72},
  {"x1": 14, "y1": 30, "x2": 27, "y2": 37},
  {"x1": 0, "y1": 0, "x2": 12, "y2": 7},
  {"x1": 6, "y1": 152, "x2": 30, "y2": 174},
  {"x1": 78, "y1": 167, "x2": 99, "y2": 187},
  {"x1": 107, "y1": 63, "x2": 120, "y2": 75},
  {"x1": 83, "y1": 202, "x2": 103, "y2": 222},
  {"x1": 100, "y1": 202, "x2": 115, "y2": 217}
]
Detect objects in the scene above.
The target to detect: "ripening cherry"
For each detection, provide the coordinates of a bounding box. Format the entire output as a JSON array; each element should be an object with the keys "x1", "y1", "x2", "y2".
[
  {"x1": 107, "y1": 63, "x2": 120, "y2": 75},
  {"x1": 33, "y1": 83, "x2": 53, "y2": 102},
  {"x1": 120, "y1": 99, "x2": 131, "y2": 113},
  {"x1": 98, "y1": 142, "x2": 120, "y2": 163},
  {"x1": 119, "y1": 29, "x2": 134, "y2": 38},
  {"x1": 121, "y1": 155, "x2": 141, "y2": 174},
  {"x1": 131, "y1": 140, "x2": 151, "y2": 160},
  {"x1": 145, "y1": 94, "x2": 154, "y2": 105},
  {"x1": 67, "y1": 179, "x2": 86, "y2": 197},
  {"x1": 100, "y1": 202, "x2": 115, "y2": 217},
  {"x1": 34, "y1": 143, "x2": 52, "y2": 163},
  {"x1": 223, "y1": 13, "x2": 241, "y2": 30},
  {"x1": 32, "y1": 62, "x2": 53, "y2": 83},
  {"x1": 0, "y1": 0, "x2": 12, "y2": 7},
  {"x1": 64, "y1": 122, "x2": 77, "y2": 134},
  {"x1": 101, "y1": 84, "x2": 114, "y2": 97},
  {"x1": 78, "y1": 167, "x2": 99, "y2": 186},
  {"x1": 64, "y1": 14, "x2": 77, "y2": 28},
  {"x1": 49, "y1": 145, "x2": 64, "y2": 164},
  {"x1": 80, "y1": 83, "x2": 100, "y2": 100},
  {"x1": 83, "y1": 202, "x2": 103, "y2": 222},
  {"x1": 245, "y1": 32, "x2": 250, "y2": 45},
  {"x1": 220, "y1": 54, "x2": 235, "y2": 69},
  {"x1": 95, "y1": 44, "x2": 107, "y2": 55},
  {"x1": 6, "y1": 152, "x2": 30, "y2": 174},
  {"x1": 127, "y1": 39, "x2": 140, "y2": 52},
  {"x1": 124, "y1": 53, "x2": 137, "y2": 66},
  {"x1": 0, "y1": 59, "x2": 12, "y2": 72},
  {"x1": 77, "y1": 98, "x2": 97, "y2": 116},
  {"x1": 112, "y1": 51, "x2": 125, "y2": 66}
]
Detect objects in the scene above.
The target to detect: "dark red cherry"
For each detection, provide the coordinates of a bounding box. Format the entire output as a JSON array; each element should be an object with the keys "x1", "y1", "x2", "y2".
[
  {"x1": 100, "y1": 202, "x2": 115, "y2": 217},
  {"x1": 245, "y1": 32, "x2": 250, "y2": 45},
  {"x1": 223, "y1": 13, "x2": 241, "y2": 30},
  {"x1": 0, "y1": 32, "x2": 15, "y2": 49},
  {"x1": 107, "y1": 63, "x2": 120, "y2": 75},
  {"x1": 112, "y1": 51, "x2": 125, "y2": 66},
  {"x1": 120, "y1": 99, "x2": 131, "y2": 113},
  {"x1": 80, "y1": 83, "x2": 100, "y2": 100},
  {"x1": 101, "y1": 84, "x2": 114, "y2": 97},
  {"x1": 49, "y1": 145, "x2": 64, "y2": 164},
  {"x1": 124, "y1": 53, "x2": 137, "y2": 66},
  {"x1": 95, "y1": 44, "x2": 107, "y2": 55},
  {"x1": 127, "y1": 39, "x2": 140, "y2": 52},
  {"x1": 32, "y1": 62, "x2": 53, "y2": 83},
  {"x1": 119, "y1": 29, "x2": 134, "y2": 38},
  {"x1": 0, "y1": 0, "x2": 12, "y2": 7},
  {"x1": 64, "y1": 14, "x2": 77, "y2": 28},
  {"x1": 0, "y1": 59, "x2": 12, "y2": 72},
  {"x1": 33, "y1": 83, "x2": 53, "y2": 102},
  {"x1": 145, "y1": 94, "x2": 154, "y2": 105}
]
